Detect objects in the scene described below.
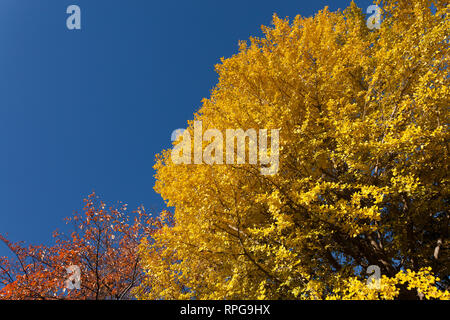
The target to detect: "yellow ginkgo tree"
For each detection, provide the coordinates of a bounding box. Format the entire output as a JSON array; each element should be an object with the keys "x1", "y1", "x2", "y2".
[{"x1": 137, "y1": 0, "x2": 449, "y2": 300}]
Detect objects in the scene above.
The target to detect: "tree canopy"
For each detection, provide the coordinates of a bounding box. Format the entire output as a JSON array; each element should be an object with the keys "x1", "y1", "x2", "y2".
[
  {"x1": 0, "y1": 0, "x2": 448, "y2": 301},
  {"x1": 137, "y1": 0, "x2": 449, "y2": 300}
]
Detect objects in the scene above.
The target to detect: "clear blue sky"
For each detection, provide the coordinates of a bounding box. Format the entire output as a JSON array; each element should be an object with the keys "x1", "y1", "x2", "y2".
[{"x1": 0, "y1": 0, "x2": 373, "y2": 256}]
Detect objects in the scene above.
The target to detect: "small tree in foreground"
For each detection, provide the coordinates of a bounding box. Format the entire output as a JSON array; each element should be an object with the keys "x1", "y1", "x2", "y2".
[{"x1": 0, "y1": 193, "x2": 158, "y2": 300}]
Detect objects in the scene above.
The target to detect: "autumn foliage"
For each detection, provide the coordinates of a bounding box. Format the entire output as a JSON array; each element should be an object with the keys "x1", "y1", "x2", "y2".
[
  {"x1": 0, "y1": 193, "x2": 160, "y2": 300},
  {"x1": 1, "y1": 0, "x2": 449, "y2": 300},
  {"x1": 137, "y1": 0, "x2": 449, "y2": 300}
]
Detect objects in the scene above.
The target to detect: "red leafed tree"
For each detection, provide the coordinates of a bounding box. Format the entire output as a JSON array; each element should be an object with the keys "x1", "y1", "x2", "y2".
[{"x1": 0, "y1": 193, "x2": 160, "y2": 300}]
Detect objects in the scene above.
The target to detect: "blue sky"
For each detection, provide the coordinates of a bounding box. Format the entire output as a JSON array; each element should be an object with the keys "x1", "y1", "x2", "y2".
[{"x1": 0, "y1": 0, "x2": 373, "y2": 256}]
